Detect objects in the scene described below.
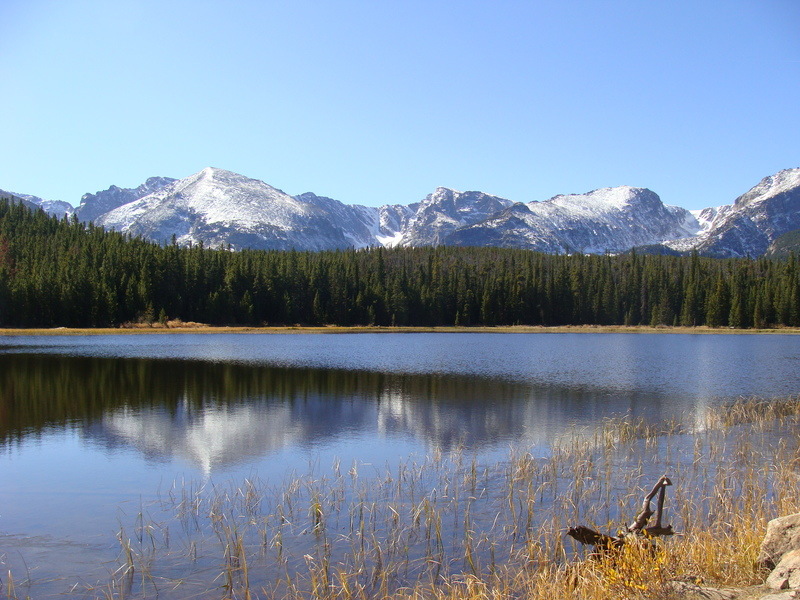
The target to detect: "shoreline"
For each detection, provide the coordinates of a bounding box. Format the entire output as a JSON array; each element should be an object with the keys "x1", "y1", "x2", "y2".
[{"x1": 0, "y1": 324, "x2": 799, "y2": 335}]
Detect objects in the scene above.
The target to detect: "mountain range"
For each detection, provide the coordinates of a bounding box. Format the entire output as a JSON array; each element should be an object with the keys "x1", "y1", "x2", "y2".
[{"x1": 3, "y1": 166, "x2": 800, "y2": 258}]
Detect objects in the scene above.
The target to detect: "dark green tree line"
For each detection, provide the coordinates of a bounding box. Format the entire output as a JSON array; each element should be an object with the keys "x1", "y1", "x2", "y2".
[{"x1": 1, "y1": 198, "x2": 798, "y2": 328}]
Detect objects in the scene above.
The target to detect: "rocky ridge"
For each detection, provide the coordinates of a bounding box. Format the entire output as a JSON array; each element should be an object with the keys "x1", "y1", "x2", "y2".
[
  {"x1": 0, "y1": 188, "x2": 72, "y2": 217},
  {"x1": 4, "y1": 166, "x2": 800, "y2": 258},
  {"x1": 449, "y1": 186, "x2": 700, "y2": 253},
  {"x1": 75, "y1": 176, "x2": 176, "y2": 223},
  {"x1": 664, "y1": 169, "x2": 800, "y2": 257},
  {"x1": 84, "y1": 168, "x2": 710, "y2": 254}
]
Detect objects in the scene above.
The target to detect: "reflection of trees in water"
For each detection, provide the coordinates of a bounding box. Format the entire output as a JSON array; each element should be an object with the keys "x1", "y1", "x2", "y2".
[{"x1": 0, "y1": 353, "x2": 696, "y2": 471}]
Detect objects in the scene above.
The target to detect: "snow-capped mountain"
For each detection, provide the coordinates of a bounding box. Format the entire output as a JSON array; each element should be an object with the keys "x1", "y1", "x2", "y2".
[
  {"x1": 663, "y1": 168, "x2": 800, "y2": 257},
  {"x1": 0, "y1": 189, "x2": 73, "y2": 218},
  {"x1": 397, "y1": 187, "x2": 514, "y2": 246},
  {"x1": 96, "y1": 167, "x2": 397, "y2": 251},
  {"x1": 76, "y1": 176, "x2": 176, "y2": 223},
  {"x1": 5, "y1": 165, "x2": 800, "y2": 257},
  {"x1": 448, "y1": 187, "x2": 700, "y2": 253},
  {"x1": 94, "y1": 171, "x2": 559, "y2": 251},
  {"x1": 292, "y1": 191, "x2": 413, "y2": 249},
  {"x1": 68, "y1": 166, "x2": 800, "y2": 255}
]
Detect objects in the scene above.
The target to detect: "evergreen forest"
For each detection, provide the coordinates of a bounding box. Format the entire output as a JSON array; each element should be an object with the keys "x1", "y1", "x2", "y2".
[{"x1": 1, "y1": 198, "x2": 798, "y2": 329}]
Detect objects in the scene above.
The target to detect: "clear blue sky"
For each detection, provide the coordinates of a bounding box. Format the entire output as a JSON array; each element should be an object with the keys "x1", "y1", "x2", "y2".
[{"x1": 1, "y1": 0, "x2": 798, "y2": 210}]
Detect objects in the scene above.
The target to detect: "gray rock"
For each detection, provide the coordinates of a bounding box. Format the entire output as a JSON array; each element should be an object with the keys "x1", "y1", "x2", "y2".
[
  {"x1": 759, "y1": 514, "x2": 800, "y2": 570},
  {"x1": 767, "y1": 549, "x2": 800, "y2": 590},
  {"x1": 760, "y1": 591, "x2": 800, "y2": 600},
  {"x1": 665, "y1": 580, "x2": 740, "y2": 599}
]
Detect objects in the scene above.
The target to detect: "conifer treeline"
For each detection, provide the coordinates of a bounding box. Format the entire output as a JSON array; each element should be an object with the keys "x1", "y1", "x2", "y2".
[{"x1": 1, "y1": 199, "x2": 798, "y2": 328}]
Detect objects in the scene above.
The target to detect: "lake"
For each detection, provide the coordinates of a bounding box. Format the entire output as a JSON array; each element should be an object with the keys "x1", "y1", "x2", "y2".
[{"x1": 0, "y1": 332, "x2": 798, "y2": 597}]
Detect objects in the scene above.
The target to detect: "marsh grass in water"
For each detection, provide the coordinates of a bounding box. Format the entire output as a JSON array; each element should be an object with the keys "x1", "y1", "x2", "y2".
[
  {"x1": 138, "y1": 398, "x2": 800, "y2": 598},
  {"x1": 8, "y1": 397, "x2": 800, "y2": 600}
]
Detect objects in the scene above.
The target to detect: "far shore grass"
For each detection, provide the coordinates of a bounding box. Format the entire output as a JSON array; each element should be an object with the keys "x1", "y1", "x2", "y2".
[{"x1": 0, "y1": 323, "x2": 799, "y2": 335}]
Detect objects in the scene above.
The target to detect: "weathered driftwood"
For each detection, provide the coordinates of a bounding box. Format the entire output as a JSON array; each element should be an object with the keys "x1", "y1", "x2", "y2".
[
  {"x1": 567, "y1": 475, "x2": 674, "y2": 550},
  {"x1": 566, "y1": 525, "x2": 624, "y2": 550}
]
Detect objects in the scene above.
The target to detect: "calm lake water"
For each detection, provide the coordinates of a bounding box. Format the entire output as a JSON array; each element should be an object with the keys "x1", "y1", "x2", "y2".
[{"x1": 0, "y1": 332, "x2": 798, "y2": 597}]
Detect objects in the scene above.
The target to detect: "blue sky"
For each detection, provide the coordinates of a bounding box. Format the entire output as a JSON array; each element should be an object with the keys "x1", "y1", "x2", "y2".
[{"x1": 1, "y1": 0, "x2": 798, "y2": 210}]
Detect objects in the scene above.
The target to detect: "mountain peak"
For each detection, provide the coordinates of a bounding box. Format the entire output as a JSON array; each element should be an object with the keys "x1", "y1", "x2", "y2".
[
  {"x1": 199, "y1": 166, "x2": 234, "y2": 177},
  {"x1": 10, "y1": 165, "x2": 800, "y2": 258},
  {"x1": 76, "y1": 175, "x2": 176, "y2": 223},
  {"x1": 546, "y1": 186, "x2": 660, "y2": 210},
  {"x1": 734, "y1": 168, "x2": 800, "y2": 208},
  {"x1": 432, "y1": 186, "x2": 460, "y2": 195},
  {"x1": 194, "y1": 166, "x2": 245, "y2": 182},
  {"x1": 188, "y1": 168, "x2": 289, "y2": 196}
]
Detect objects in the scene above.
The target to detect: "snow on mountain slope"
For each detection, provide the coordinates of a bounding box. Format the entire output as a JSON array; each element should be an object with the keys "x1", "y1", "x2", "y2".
[
  {"x1": 697, "y1": 168, "x2": 800, "y2": 257},
  {"x1": 664, "y1": 168, "x2": 800, "y2": 257},
  {"x1": 449, "y1": 186, "x2": 700, "y2": 253},
  {"x1": 0, "y1": 189, "x2": 73, "y2": 217},
  {"x1": 13, "y1": 165, "x2": 800, "y2": 257},
  {"x1": 692, "y1": 205, "x2": 734, "y2": 233},
  {"x1": 732, "y1": 168, "x2": 800, "y2": 209},
  {"x1": 665, "y1": 205, "x2": 734, "y2": 252},
  {"x1": 292, "y1": 192, "x2": 411, "y2": 249},
  {"x1": 94, "y1": 174, "x2": 507, "y2": 251},
  {"x1": 375, "y1": 205, "x2": 414, "y2": 246},
  {"x1": 97, "y1": 167, "x2": 383, "y2": 250},
  {"x1": 0, "y1": 189, "x2": 41, "y2": 213},
  {"x1": 398, "y1": 187, "x2": 514, "y2": 246},
  {"x1": 76, "y1": 176, "x2": 175, "y2": 223}
]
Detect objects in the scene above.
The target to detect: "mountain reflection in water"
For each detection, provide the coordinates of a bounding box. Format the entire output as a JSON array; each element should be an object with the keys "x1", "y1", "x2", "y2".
[{"x1": 0, "y1": 353, "x2": 691, "y2": 474}]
